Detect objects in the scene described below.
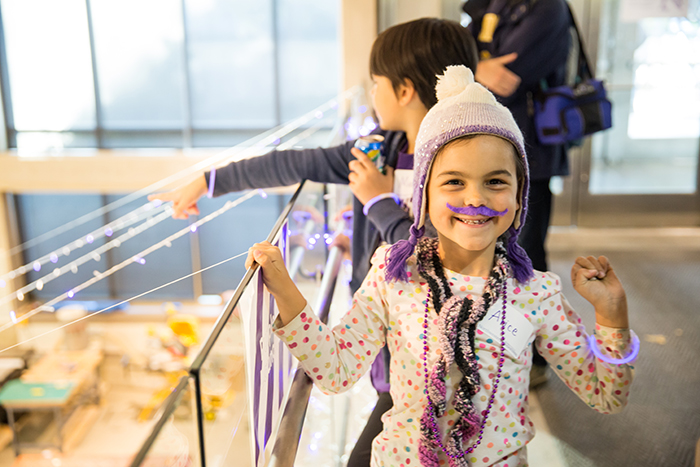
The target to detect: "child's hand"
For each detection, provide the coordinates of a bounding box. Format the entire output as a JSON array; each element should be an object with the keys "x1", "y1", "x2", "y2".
[
  {"x1": 148, "y1": 175, "x2": 208, "y2": 220},
  {"x1": 329, "y1": 233, "x2": 352, "y2": 261},
  {"x1": 245, "y1": 241, "x2": 307, "y2": 325},
  {"x1": 348, "y1": 147, "x2": 395, "y2": 205},
  {"x1": 571, "y1": 255, "x2": 628, "y2": 328},
  {"x1": 245, "y1": 242, "x2": 292, "y2": 296}
]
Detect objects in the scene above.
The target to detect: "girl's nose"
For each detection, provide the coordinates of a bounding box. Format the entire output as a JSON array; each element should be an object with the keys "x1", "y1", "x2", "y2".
[{"x1": 462, "y1": 185, "x2": 487, "y2": 208}]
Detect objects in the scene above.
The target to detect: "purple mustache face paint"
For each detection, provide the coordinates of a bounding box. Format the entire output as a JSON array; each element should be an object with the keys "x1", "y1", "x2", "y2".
[{"x1": 446, "y1": 203, "x2": 508, "y2": 217}]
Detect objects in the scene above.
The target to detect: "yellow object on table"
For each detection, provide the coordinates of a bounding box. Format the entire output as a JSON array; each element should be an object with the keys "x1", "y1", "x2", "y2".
[{"x1": 167, "y1": 313, "x2": 199, "y2": 348}]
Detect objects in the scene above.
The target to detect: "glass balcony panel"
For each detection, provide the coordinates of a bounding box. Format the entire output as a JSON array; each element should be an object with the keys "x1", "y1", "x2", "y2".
[{"x1": 135, "y1": 376, "x2": 202, "y2": 467}]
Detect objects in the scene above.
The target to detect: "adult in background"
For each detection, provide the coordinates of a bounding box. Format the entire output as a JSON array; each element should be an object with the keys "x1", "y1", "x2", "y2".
[{"x1": 463, "y1": 0, "x2": 571, "y2": 382}]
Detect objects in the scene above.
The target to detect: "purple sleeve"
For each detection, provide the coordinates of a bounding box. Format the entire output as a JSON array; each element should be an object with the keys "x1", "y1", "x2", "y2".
[{"x1": 369, "y1": 348, "x2": 391, "y2": 393}]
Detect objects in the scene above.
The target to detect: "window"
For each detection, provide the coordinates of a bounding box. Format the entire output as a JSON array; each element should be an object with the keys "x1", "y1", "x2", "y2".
[
  {"x1": 2, "y1": 1, "x2": 340, "y2": 303},
  {"x1": 0, "y1": 0, "x2": 340, "y2": 149}
]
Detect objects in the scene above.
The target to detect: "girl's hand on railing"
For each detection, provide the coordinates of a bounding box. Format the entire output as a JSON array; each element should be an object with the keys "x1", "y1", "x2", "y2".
[{"x1": 245, "y1": 241, "x2": 307, "y2": 326}]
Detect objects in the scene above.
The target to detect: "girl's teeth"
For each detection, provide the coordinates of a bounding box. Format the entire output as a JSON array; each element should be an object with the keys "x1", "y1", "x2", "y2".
[{"x1": 458, "y1": 218, "x2": 488, "y2": 225}]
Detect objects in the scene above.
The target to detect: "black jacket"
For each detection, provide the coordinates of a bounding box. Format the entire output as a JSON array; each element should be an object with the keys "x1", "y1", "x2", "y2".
[{"x1": 465, "y1": 0, "x2": 571, "y2": 180}]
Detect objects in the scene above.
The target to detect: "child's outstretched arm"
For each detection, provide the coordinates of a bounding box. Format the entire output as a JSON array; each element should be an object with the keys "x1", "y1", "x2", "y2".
[
  {"x1": 244, "y1": 241, "x2": 307, "y2": 325},
  {"x1": 571, "y1": 255, "x2": 628, "y2": 328},
  {"x1": 532, "y1": 258, "x2": 635, "y2": 413},
  {"x1": 149, "y1": 141, "x2": 360, "y2": 220},
  {"x1": 248, "y1": 243, "x2": 389, "y2": 395}
]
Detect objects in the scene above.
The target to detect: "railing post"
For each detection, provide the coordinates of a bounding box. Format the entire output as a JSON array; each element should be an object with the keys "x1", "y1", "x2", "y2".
[{"x1": 192, "y1": 368, "x2": 207, "y2": 467}]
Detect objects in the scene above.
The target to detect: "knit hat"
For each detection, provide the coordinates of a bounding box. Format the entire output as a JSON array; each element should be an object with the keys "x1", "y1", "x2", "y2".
[{"x1": 385, "y1": 65, "x2": 533, "y2": 283}]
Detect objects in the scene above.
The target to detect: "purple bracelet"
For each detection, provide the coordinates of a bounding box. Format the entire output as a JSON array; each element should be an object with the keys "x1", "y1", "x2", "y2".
[
  {"x1": 587, "y1": 333, "x2": 639, "y2": 364},
  {"x1": 207, "y1": 166, "x2": 216, "y2": 199},
  {"x1": 362, "y1": 193, "x2": 400, "y2": 216}
]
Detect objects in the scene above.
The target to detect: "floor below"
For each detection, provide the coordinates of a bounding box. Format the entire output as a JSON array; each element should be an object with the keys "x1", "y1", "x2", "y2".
[{"x1": 0, "y1": 227, "x2": 697, "y2": 467}]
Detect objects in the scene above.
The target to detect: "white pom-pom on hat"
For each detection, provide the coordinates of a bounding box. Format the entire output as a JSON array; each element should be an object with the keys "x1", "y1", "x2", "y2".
[{"x1": 435, "y1": 65, "x2": 474, "y2": 102}]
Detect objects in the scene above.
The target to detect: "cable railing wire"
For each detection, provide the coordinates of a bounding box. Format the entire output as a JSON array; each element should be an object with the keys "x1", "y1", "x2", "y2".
[
  {"x1": 3, "y1": 86, "x2": 360, "y2": 259},
  {"x1": 128, "y1": 91, "x2": 358, "y2": 467}
]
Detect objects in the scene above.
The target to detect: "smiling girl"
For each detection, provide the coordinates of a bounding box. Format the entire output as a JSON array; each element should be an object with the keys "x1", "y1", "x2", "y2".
[{"x1": 246, "y1": 65, "x2": 637, "y2": 467}]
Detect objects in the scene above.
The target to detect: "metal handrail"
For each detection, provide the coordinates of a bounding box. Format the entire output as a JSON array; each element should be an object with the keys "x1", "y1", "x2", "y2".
[
  {"x1": 128, "y1": 87, "x2": 358, "y2": 467},
  {"x1": 289, "y1": 218, "x2": 317, "y2": 280},
  {"x1": 127, "y1": 184, "x2": 345, "y2": 467},
  {"x1": 128, "y1": 181, "x2": 307, "y2": 467},
  {"x1": 267, "y1": 244, "x2": 346, "y2": 467},
  {"x1": 189, "y1": 181, "x2": 307, "y2": 372},
  {"x1": 189, "y1": 182, "x2": 307, "y2": 467},
  {"x1": 129, "y1": 375, "x2": 192, "y2": 467}
]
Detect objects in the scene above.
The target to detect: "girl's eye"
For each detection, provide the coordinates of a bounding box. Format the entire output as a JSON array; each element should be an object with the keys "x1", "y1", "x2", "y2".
[
  {"x1": 445, "y1": 179, "x2": 462, "y2": 186},
  {"x1": 487, "y1": 178, "x2": 507, "y2": 185}
]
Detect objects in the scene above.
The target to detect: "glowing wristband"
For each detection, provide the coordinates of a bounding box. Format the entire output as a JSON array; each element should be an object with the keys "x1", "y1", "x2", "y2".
[
  {"x1": 587, "y1": 333, "x2": 639, "y2": 364},
  {"x1": 362, "y1": 193, "x2": 400, "y2": 216},
  {"x1": 207, "y1": 166, "x2": 216, "y2": 199}
]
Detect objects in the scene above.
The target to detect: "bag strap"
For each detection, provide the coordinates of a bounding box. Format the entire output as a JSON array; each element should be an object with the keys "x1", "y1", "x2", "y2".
[{"x1": 564, "y1": 2, "x2": 594, "y2": 80}]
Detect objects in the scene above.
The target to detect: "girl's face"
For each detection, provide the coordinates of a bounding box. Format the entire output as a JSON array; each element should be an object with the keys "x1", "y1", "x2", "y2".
[
  {"x1": 427, "y1": 135, "x2": 520, "y2": 267},
  {"x1": 370, "y1": 75, "x2": 401, "y2": 130}
]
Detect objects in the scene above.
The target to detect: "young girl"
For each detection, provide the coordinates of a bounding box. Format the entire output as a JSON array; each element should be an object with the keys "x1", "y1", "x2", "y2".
[{"x1": 246, "y1": 65, "x2": 637, "y2": 467}]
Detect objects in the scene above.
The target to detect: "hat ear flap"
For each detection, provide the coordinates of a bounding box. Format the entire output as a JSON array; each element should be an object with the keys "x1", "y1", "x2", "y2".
[
  {"x1": 512, "y1": 169, "x2": 527, "y2": 230},
  {"x1": 506, "y1": 227, "x2": 533, "y2": 283},
  {"x1": 385, "y1": 225, "x2": 425, "y2": 282},
  {"x1": 513, "y1": 202, "x2": 522, "y2": 230}
]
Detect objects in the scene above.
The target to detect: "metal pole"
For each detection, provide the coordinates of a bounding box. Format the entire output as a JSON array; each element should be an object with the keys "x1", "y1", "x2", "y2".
[
  {"x1": 193, "y1": 369, "x2": 207, "y2": 467},
  {"x1": 189, "y1": 217, "x2": 204, "y2": 299},
  {"x1": 128, "y1": 376, "x2": 191, "y2": 467},
  {"x1": 100, "y1": 194, "x2": 118, "y2": 298},
  {"x1": 0, "y1": 3, "x2": 15, "y2": 149},
  {"x1": 179, "y1": 0, "x2": 193, "y2": 148},
  {"x1": 271, "y1": 0, "x2": 282, "y2": 127},
  {"x1": 84, "y1": 0, "x2": 104, "y2": 148}
]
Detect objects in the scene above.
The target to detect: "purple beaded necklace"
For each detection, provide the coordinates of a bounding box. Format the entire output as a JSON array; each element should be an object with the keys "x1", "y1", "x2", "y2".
[
  {"x1": 421, "y1": 285, "x2": 507, "y2": 463},
  {"x1": 415, "y1": 237, "x2": 509, "y2": 467}
]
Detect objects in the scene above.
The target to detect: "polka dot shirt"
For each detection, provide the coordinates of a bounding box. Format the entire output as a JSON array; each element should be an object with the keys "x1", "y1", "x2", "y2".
[{"x1": 273, "y1": 246, "x2": 636, "y2": 467}]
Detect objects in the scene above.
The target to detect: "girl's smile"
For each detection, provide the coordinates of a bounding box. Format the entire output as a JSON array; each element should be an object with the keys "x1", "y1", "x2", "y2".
[
  {"x1": 454, "y1": 215, "x2": 495, "y2": 227},
  {"x1": 427, "y1": 135, "x2": 520, "y2": 275},
  {"x1": 448, "y1": 203, "x2": 510, "y2": 227}
]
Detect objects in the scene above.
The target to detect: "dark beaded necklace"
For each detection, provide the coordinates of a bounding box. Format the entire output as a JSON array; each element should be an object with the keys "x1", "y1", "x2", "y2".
[{"x1": 421, "y1": 280, "x2": 508, "y2": 463}]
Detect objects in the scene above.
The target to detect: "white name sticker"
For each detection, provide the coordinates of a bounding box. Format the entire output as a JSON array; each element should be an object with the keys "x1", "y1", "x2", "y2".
[
  {"x1": 393, "y1": 169, "x2": 413, "y2": 217},
  {"x1": 478, "y1": 303, "x2": 534, "y2": 358}
]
